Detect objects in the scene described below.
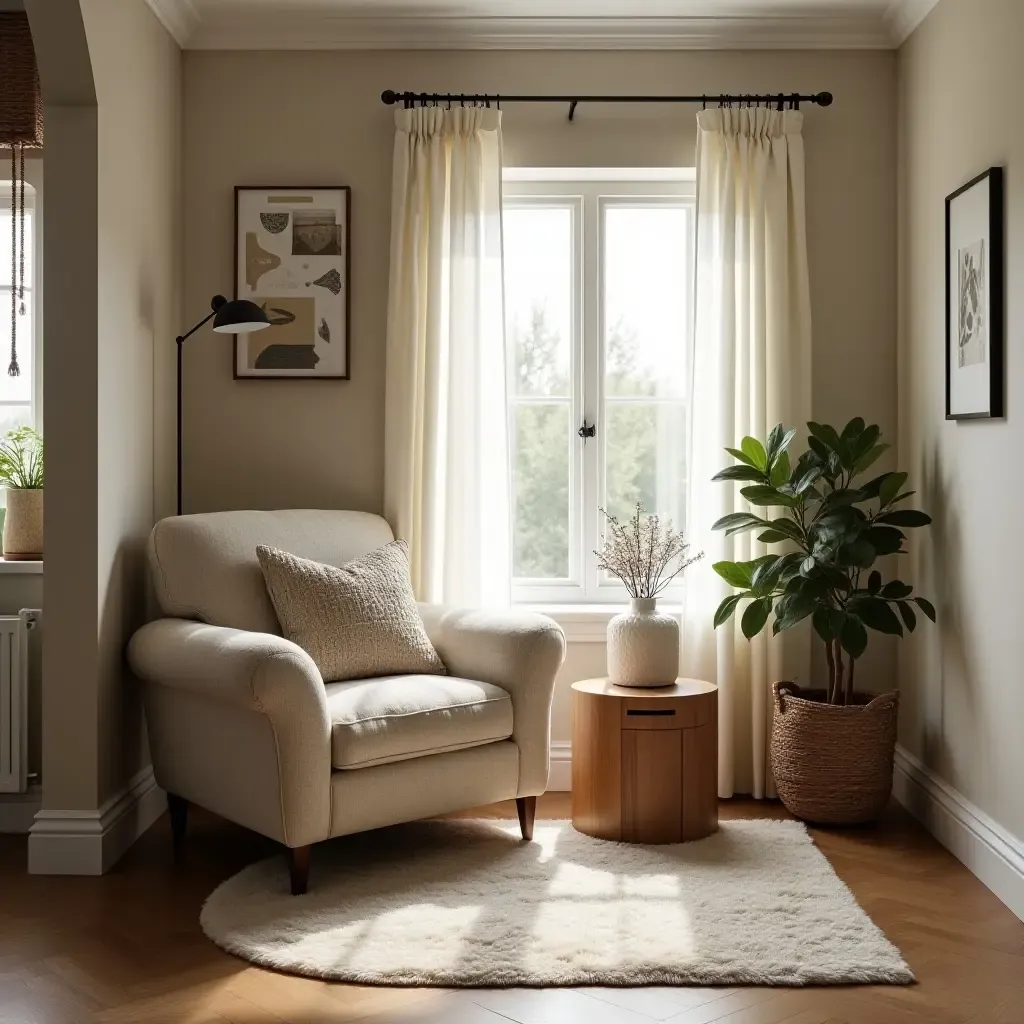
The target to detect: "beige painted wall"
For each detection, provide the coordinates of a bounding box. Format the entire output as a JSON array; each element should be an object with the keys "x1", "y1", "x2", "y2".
[
  {"x1": 87, "y1": 0, "x2": 182, "y2": 803},
  {"x1": 26, "y1": 0, "x2": 180, "y2": 813},
  {"x1": 182, "y1": 49, "x2": 898, "y2": 745},
  {"x1": 897, "y1": 0, "x2": 1024, "y2": 838}
]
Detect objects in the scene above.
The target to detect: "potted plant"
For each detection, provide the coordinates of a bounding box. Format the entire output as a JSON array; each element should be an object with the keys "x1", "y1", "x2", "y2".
[
  {"x1": 597, "y1": 503, "x2": 703, "y2": 687},
  {"x1": 710, "y1": 420, "x2": 934, "y2": 824},
  {"x1": 0, "y1": 426, "x2": 44, "y2": 561}
]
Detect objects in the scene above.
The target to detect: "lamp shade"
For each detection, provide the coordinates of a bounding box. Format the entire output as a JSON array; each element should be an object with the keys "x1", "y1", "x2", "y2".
[{"x1": 212, "y1": 298, "x2": 271, "y2": 334}]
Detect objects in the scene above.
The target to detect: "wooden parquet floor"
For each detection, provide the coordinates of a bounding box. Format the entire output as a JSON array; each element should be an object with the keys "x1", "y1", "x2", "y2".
[{"x1": 0, "y1": 794, "x2": 1021, "y2": 1024}]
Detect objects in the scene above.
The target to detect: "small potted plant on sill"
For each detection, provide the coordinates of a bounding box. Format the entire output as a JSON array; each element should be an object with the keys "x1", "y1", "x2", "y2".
[
  {"x1": 597, "y1": 503, "x2": 703, "y2": 687},
  {"x1": 711, "y1": 420, "x2": 934, "y2": 824},
  {"x1": 0, "y1": 426, "x2": 44, "y2": 561}
]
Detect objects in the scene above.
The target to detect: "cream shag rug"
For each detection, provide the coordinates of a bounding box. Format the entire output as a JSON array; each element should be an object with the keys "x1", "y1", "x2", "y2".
[{"x1": 200, "y1": 818, "x2": 913, "y2": 987}]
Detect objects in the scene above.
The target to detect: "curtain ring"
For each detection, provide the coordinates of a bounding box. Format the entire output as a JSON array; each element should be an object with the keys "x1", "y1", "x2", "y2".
[{"x1": 701, "y1": 94, "x2": 706, "y2": 110}]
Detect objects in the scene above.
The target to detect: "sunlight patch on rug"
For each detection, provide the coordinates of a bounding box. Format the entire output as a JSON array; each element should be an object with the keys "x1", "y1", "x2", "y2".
[{"x1": 199, "y1": 818, "x2": 913, "y2": 987}]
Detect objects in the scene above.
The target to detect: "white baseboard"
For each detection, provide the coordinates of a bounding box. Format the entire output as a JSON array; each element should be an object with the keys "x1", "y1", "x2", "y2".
[
  {"x1": 893, "y1": 744, "x2": 1024, "y2": 922},
  {"x1": 0, "y1": 782, "x2": 42, "y2": 833},
  {"x1": 27, "y1": 765, "x2": 166, "y2": 875},
  {"x1": 548, "y1": 741, "x2": 572, "y2": 792}
]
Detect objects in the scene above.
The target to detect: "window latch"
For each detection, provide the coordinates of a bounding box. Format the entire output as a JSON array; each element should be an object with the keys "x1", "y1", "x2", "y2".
[{"x1": 577, "y1": 421, "x2": 596, "y2": 445}]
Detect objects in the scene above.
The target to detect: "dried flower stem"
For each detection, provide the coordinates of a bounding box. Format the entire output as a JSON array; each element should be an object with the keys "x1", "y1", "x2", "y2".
[{"x1": 594, "y1": 502, "x2": 703, "y2": 599}]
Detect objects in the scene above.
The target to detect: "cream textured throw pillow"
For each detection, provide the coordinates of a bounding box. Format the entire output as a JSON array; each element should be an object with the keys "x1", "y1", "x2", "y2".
[{"x1": 256, "y1": 540, "x2": 446, "y2": 683}]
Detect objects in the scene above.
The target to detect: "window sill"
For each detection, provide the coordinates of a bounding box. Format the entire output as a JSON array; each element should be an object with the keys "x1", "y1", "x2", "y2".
[
  {"x1": 521, "y1": 603, "x2": 682, "y2": 643},
  {"x1": 0, "y1": 558, "x2": 43, "y2": 574}
]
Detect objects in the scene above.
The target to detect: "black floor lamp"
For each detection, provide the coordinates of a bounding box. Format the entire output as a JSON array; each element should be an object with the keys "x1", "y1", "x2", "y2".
[{"x1": 176, "y1": 295, "x2": 270, "y2": 515}]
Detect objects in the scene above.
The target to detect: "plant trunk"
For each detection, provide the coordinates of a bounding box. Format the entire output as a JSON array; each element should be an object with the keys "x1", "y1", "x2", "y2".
[
  {"x1": 824, "y1": 639, "x2": 836, "y2": 704},
  {"x1": 832, "y1": 640, "x2": 844, "y2": 705},
  {"x1": 845, "y1": 653, "x2": 856, "y2": 706}
]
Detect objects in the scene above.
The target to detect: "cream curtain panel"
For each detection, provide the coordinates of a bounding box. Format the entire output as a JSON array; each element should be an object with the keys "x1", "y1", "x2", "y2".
[
  {"x1": 682, "y1": 108, "x2": 813, "y2": 799},
  {"x1": 384, "y1": 106, "x2": 510, "y2": 609}
]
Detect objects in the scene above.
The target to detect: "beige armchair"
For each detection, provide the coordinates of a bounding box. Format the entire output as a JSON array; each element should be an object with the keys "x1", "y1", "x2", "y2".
[{"x1": 128, "y1": 510, "x2": 565, "y2": 894}]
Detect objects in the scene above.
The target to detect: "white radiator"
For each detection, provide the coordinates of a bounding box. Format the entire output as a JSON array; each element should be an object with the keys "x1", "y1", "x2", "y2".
[{"x1": 0, "y1": 610, "x2": 39, "y2": 794}]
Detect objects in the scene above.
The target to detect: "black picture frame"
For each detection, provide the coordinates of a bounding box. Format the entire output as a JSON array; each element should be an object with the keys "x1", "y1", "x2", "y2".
[
  {"x1": 233, "y1": 185, "x2": 351, "y2": 380},
  {"x1": 945, "y1": 167, "x2": 1003, "y2": 420}
]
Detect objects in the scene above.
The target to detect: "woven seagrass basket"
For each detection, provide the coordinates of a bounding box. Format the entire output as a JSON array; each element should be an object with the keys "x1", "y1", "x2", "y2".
[{"x1": 770, "y1": 681, "x2": 899, "y2": 825}]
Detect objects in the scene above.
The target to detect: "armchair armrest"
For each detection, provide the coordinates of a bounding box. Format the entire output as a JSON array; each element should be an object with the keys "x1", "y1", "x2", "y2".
[
  {"x1": 418, "y1": 606, "x2": 565, "y2": 796},
  {"x1": 128, "y1": 619, "x2": 332, "y2": 846}
]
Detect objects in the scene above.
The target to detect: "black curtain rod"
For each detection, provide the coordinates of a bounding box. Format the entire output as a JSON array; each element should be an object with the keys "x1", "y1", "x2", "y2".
[{"x1": 381, "y1": 89, "x2": 832, "y2": 121}]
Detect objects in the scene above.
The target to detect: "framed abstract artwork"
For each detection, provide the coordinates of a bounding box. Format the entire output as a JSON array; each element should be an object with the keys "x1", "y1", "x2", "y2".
[
  {"x1": 945, "y1": 167, "x2": 1003, "y2": 419},
  {"x1": 234, "y1": 186, "x2": 350, "y2": 379}
]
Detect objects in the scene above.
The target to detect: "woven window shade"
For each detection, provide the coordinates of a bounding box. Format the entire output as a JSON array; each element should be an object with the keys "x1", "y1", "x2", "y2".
[
  {"x1": 0, "y1": 12, "x2": 43, "y2": 149},
  {"x1": 1, "y1": 11, "x2": 42, "y2": 380}
]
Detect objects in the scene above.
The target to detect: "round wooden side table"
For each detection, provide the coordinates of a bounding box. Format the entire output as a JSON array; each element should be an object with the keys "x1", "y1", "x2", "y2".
[{"x1": 571, "y1": 677, "x2": 718, "y2": 844}]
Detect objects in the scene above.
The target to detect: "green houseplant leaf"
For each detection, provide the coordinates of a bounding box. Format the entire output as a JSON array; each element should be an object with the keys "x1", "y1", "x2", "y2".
[{"x1": 710, "y1": 421, "x2": 936, "y2": 706}]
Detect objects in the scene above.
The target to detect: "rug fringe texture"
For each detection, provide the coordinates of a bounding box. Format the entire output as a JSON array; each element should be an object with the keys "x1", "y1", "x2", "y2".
[{"x1": 200, "y1": 818, "x2": 914, "y2": 987}]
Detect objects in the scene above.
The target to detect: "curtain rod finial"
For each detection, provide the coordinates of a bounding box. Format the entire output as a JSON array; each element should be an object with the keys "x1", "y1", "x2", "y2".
[
  {"x1": 381, "y1": 90, "x2": 398, "y2": 105},
  {"x1": 815, "y1": 92, "x2": 834, "y2": 107}
]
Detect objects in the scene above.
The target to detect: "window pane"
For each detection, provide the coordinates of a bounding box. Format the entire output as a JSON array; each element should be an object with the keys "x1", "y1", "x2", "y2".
[
  {"x1": 0, "y1": 298, "x2": 32, "y2": 404},
  {"x1": 604, "y1": 401, "x2": 687, "y2": 529},
  {"x1": 604, "y1": 205, "x2": 687, "y2": 398},
  {"x1": 0, "y1": 211, "x2": 34, "y2": 290},
  {"x1": 504, "y1": 205, "x2": 572, "y2": 398},
  {"x1": 512, "y1": 401, "x2": 570, "y2": 579}
]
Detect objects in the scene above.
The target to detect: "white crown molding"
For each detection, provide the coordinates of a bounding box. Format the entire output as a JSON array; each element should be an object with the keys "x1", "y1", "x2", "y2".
[
  {"x1": 143, "y1": 0, "x2": 200, "y2": 48},
  {"x1": 185, "y1": 12, "x2": 894, "y2": 51},
  {"x1": 27, "y1": 766, "x2": 165, "y2": 875},
  {"x1": 893, "y1": 745, "x2": 1024, "y2": 923},
  {"x1": 884, "y1": 0, "x2": 942, "y2": 45}
]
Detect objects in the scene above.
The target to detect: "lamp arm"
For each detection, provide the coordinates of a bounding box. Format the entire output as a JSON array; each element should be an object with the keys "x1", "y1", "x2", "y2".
[{"x1": 176, "y1": 295, "x2": 228, "y2": 346}]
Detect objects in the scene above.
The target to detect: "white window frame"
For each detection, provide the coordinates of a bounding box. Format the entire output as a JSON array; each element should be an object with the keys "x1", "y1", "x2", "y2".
[
  {"x1": 0, "y1": 156, "x2": 43, "y2": 432},
  {"x1": 504, "y1": 171, "x2": 696, "y2": 606}
]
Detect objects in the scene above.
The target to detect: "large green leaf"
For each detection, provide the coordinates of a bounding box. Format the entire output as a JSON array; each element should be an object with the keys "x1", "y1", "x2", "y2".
[
  {"x1": 772, "y1": 592, "x2": 817, "y2": 634},
  {"x1": 812, "y1": 605, "x2": 842, "y2": 642},
  {"x1": 725, "y1": 446, "x2": 761, "y2": 470},
  {"x1": 840, "y1": 616, "x2": 868, "y2": 658},
  {"x1": 876, "y1": 509, "x2": 933, "y2": 528},
  {"x1": 849, "y1": 596, "x2": 904, "y2": 636},
  {"x1": 712, "y1": 512, "x2": 765, "y2": 533},
  {"x1": 854, "y1": 443, "x2": 889, "y2": 475},
  {"x1": 863, "y1": 525, "x2": 905, "y2": 555},
  {"x1": 841, "y1": 417, "x2": 866, "y2": 441},
  {"x1": 712, "y1": 561, "x2": 753, "y2": 589},
  {"x1": 837, "y1": 538, "x2": 877, "y2": 569},
  {"x1": 881, "y1": 580, "x2": 913, "y2": 599},
  {"x1": 764, "y1": 517, "x2": 804, "y2": 542},
  {"x1": 878, "y1": 471, "x2": 909, "y2": 509},
  {"x1": 896, "y1": 600, "x2": 917, "y2": 632},
  {"x1": 769, "y1": 450, "x2": 791, "y2": 488},
  {"x1": 915, "y1": 596, "x2": 937, "y2": 622},
  {"x1": 712, "y1": 465, "x2": 767, "y2": 484},
  {"x1": 740, "y1": 436, "x2": 768, "y2": 472},
  {"x1": 867, "y1": 570, "x2": 882, "y2": 595},
  {"x1": 808, "y1": 422, "x2": 852, "y2": 468},
  {"x1": 714, "y1": 593, "x2": 744, "y2": 628},
  {"x1": 741, "y1": 485, "x2": 800, "y2": 508},
  {"x1": 765, "y1": 424, "x2": 785, "y2": 464},
  {"x1": 741, "y1": 598, "x2": 773, "y2": 639}
]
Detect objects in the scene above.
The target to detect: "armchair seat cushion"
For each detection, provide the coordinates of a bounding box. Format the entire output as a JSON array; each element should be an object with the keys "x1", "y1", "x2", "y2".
[{"x1": 325, "y1": 675, "x2": 514, "y2": 770}]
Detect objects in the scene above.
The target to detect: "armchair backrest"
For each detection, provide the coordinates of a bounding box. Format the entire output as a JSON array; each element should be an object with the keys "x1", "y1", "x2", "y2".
[{"x1": 148, "y1": 509, "x2": 395, "y2": 633}]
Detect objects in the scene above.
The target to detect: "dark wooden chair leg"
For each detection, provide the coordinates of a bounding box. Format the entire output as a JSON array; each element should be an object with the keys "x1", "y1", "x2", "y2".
[
  {"x1": 288, "y1": 845, "x2": 311, "y2": 895},
  {"x1": 167, "y1": 793, "x2": 188, "y2": 859},
  {"x1": 516, "y1": 796, "x2": 537, "y2": 841}
]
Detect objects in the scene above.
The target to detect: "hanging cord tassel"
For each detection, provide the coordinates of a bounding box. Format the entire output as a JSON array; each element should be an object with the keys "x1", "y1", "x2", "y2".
[
  {"x1": 18, "y1": 143, "x2": 25, "y2": 315},
  {"x1": 8, "y1": 142, "x2": 23, "y2": 377},
  {"x1": 9, "y1": 141, "x2": 17, "y2": 378}
]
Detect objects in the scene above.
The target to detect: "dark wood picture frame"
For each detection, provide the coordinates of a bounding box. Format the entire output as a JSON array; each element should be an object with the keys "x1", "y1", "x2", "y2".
[
  {"x1": 233, "y1": 185, "x2": 351, "y2": 380},
  {"x1": 945, "y1": 167, "x2": 1003, "y2": 420}
]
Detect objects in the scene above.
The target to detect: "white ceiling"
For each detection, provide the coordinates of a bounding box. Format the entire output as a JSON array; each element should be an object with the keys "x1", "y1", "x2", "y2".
[{"x1": 145, "y1": 0, "x2": 940, "y2": 49}]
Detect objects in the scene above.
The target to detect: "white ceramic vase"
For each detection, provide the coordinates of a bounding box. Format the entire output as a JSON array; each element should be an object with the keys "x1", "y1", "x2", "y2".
[
  {"x1": 607, "y1": 597, "x2": 679, "y2": 688},
  {"x1": 3, "y1": 487, "x2": 43, "y2": 560}
]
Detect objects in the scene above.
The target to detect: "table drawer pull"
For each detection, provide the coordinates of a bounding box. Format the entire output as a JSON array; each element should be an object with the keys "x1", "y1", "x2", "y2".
[{"x1": 626, "y1": 709, "x2": 676, "y2": 717}]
